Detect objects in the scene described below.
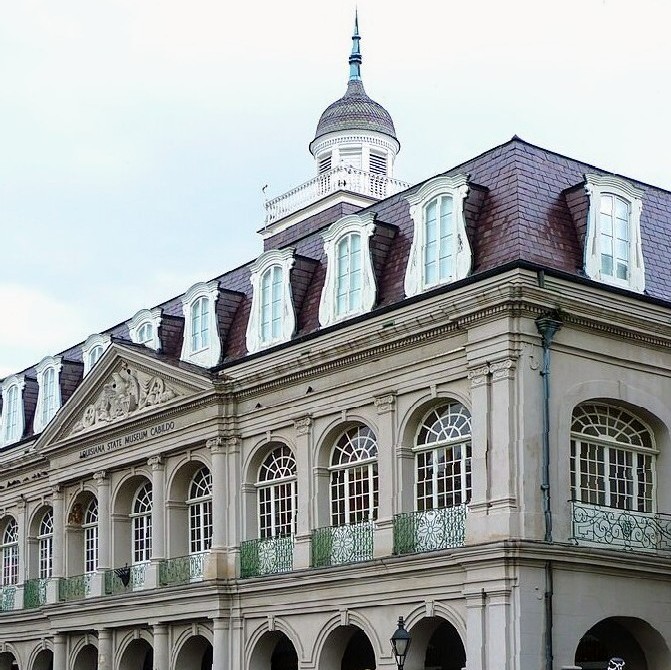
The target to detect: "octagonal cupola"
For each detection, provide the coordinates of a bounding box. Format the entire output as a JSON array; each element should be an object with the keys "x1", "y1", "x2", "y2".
[{"x1": 309, "y1": 12, "x2": 400, "y2": 178}]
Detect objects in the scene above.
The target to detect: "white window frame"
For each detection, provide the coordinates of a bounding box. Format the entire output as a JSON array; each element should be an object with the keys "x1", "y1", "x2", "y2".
[
  {"x1": 584, "y1": 174, "x2": 645, "y2": 292},
  {"x1": 83, "y1": 499, "x2": 99, "y2": 574},
  {"x1": 180, "y1": 280, "x2": 221, "y2": 367},
  {"x1": 1, "y1": 519, "x2": 19, "y2": 586},
  {"x1": 319, "y1": 213, "x2": 377, "y2": 327},
  {"x1": 33, "y1": 356, "x2": 63, "y2": 434},
  {"x1": 131, "y1": 483, "x2": 153, "y2": 565},
  {"x1": 38, "y1": 510, "x2": 54, "y2": 580},
  {"x1": 127, "y1": 307, "x2": 162, "y2": 351},
  {"x1": 246, "y1": 249, "x2": 296, "y2": 353},
  {"x1": 188, "y1": 468, "x2": 213, "y2": 554},
  {"x1": 1, "y1": 375, "x2": 25, "y2": 447},
  {"x1": 82, "y1": 333, "x2": 112, "y2": 376},
  {"x1": 256, "y1": 446, "x2": 297, "y2": 539}
]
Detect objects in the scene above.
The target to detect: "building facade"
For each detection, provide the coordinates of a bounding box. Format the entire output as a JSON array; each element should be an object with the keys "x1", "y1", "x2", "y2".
[{"x1": 0, "y1": 18, "x2": 670, "y2": 670}]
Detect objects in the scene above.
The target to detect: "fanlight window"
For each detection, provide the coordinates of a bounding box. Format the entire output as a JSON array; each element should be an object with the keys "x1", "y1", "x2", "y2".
[
  {"x1": 423, "y1": 195, "x2": 455, "y2": 287},
  {"x1": 330, "y1": 426, "x2": 378, "y2": 526},
  {"x1": 570, "y1": 404, "x2": 656, "y2": 513},
  {"x1": 335, "y1": 233, "x2": 363, "y2": 317},
  {"x1": 191, "y1": 297, "x2": 210, "y2": 352},
  {"x1": 415, "y1": 402, "x2": 472, "y2": 511},
  {"x1": 258, "y1": 446, "x2": 297, "y2": 539},
  {"x1": 38, "y1": 510, "x2": 54, "y2": 579},
  {"x1": 1, "y1": 519, "x2": 19, "y2": 586},
  {"x1": 83, "y1": 499, "x2": 99, "y2": 574},
  {"x1": 131, "y1": 483, "x2": 153, "y2": 564},
  {"x1": 188, "y1": 468, "x2": 213, "y2": 554}
]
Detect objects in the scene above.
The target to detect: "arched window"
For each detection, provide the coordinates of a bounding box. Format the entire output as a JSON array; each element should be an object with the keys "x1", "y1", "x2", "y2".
[
  {"x1": 188, "y1": 468, "x2": 213, "y2": 554},
  {"x1": 41, "y1": 368, "x2": 57, "y2": 427},
  {"x1": 88, "y1": 346, "x2": 103, "y2": 370},
  {"x1": 335, "y1": 233, "x2": 362, "y2": 317},
  {"x1": 258, "y1": 446, "x2": 297, "y2": 538},
  {"x1": 423, "y1": 195, "x2": 454, "y2": 287},
  {"x1": 38, "y1": 510, "x2": 53, "y2": 579},
  {"x1": 1, "y1": 520, "x2": 19, "y2": 586},
  {"x1": 131, "y1": 483, "x2": 152, "y2": 564},
  {"x1": 83, "y1": 499, "x2": 99, "y2": 574},
  {"x1": 570, "y1": 404, "x2": 656, "y2": 512},
  {"x1": 330, "y1": 426, "x2": 378, "y2": 525},
  {"x1": 415, "y1": 402, "x2": 472, "y2": 511},
  {"x1": 137, "y1": 322, "x2": 153, "y2": 344},
  {"x1": 260, "y1": 266, "x2": 284, "y2": 344},
  {"x1": 191, "y1": 297, "x2": 210, "y2": 352},
  {"x1": 3, "y1": 385, "x2": 20, "y2": 444}
]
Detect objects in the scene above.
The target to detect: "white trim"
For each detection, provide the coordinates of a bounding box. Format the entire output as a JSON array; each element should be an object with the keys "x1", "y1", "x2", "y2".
[
  {"x1": 404, "y1": 174, "x2": 471, "y2": 297},
  {"x1": 33, "y1": 356, "x2": 63, "y2": 434},
  {"x1": 180, "y1": 280, "x2": 222, "y2": 368},
  {"x1": 318, "y1": 212, "x2": 377, "y2": 327},
  {"x1": 1, "y1": 375, "x2": 26, "y2": 447},
  {"x1": 584, "y1": 173, "x2": 645, "y2": 293},
  {"x1": 245, "y1": 248, "x2": 296, "y2": 353},
  {"x1": 127, "y1": 307, "x2": 163, "y2": 351},
  {"x1": 82, "y1": 334, "x2": 112, "y2": 376}
]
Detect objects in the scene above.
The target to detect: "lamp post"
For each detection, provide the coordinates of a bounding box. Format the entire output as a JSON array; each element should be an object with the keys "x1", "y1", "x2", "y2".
[{"x1": 390, "y1": 616, "x2": 411, "y2": 670}]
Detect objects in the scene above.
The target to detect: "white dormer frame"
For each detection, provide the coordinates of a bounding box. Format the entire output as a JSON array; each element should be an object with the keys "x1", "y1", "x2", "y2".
[
  {"x1": 319, "y1": 212, "x2": 377, "y2": 328},
  {"x1": 1, "y1": 375, "x2": 26, "y2": 447},
  {"x1": 127, "y1": 307, "x2": 163, "y2": 351},
  {"x1": 33, "y1": 356, "x2": 63, "y2": 434},
  {"x1": 584, "y1": 174, "x2": 645, "y2": 293},
  {"x1": 246, "y1": 248, "x2": 296, "y2": 354},
  {"x1": 180, "y1": 280, "x2": 221, "y2": 368},
  {"x1": 82, "y1": 334, "x2": 112, "y2": 376},
  {"x1": 404, "y1": 174, "x2": 471, "y2": 298}
]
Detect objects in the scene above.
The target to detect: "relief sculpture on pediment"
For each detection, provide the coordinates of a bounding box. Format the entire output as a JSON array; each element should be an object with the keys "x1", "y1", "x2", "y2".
[{"x1": 71, "y1": 362, "x2": 180, "y2": 435}]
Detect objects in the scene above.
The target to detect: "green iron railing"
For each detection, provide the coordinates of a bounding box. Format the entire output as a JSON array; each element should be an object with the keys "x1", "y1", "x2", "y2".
[
  {"x1": 571, "y1": 501, "x2": 671, "y2": 552},
  {"x1": 23, "y1": 578, "x2": 48, "y2": 609},
  {"x1": 159, "y1": 552, "x2": 206, "y2": 586},
  {"x1": 104, "y1": 563, "x2": 148, "y2": 595},
  {"x1": 393, "y1": 505, "x2": 467, "y2": 555},
  {"x1": 0, "y1": 586, "x2": 16, "y2": 612},
  {"x1": 58, "y1": 573, "x2": 92, "y2": 602},
  {"x1": 240, "y1": 536, "x2": 294, "y2": 578},
  {"x1": 311, "y1": 520, "x2": 374, "y2": 568}
]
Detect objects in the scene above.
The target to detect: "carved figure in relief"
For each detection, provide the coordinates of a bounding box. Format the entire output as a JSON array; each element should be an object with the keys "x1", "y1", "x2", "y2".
[{"x1": 68, "y1": 503, "x2": 84, "y2": 525}]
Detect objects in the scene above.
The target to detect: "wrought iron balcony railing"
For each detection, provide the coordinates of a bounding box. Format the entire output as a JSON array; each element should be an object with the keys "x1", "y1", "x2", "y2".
[
  {"x1": 59, "y1": 573, "x2": 93, "y2": 602},
  {"x1": 104, "y1": 563, "x2": 148, "y2": 595},
  {"x1": 393, "y1": 505, "x2": 468, "y2": 555},
  {"x1": 0, "y1": 586, "x2": 16, "y2": 612},
  {"x1": 159, "y1": 552, "x2": 206, "y2": 587},
  {"x1": 23, "y1": 578, "x2": 48, "y2": 609},
  {"x1": 571, "y1": 501, "x2": 671, "y2": 552},
  {"x1": 311, "y1": 520, "x2": 374, "y2": 568},
  {"x1": 240, "y1": 535, "x2": 294, "y2": 578},
  {"x1": 264, "y1": 165, "x2": 409, "y2": 225}
]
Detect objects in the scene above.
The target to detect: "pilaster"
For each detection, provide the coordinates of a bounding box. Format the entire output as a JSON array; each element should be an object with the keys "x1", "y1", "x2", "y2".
[
  {"x1": 293, "y1": 415, "x2": 313, "y2": 569},
  {"x1": 98, "y1": 629, "x2": 113, "y2": 670},
  {"x1": 212, "y1": 617, "x2": 229, "y2": 670},
  {"x1": 92, "y1": 470, "x2": 110, "y2": 597},
  {"x1": 48, "y1": 486, "x2": 65, "y2": 604},
  {"x1": 53, "y1": 633, "x2": 67, "y2": 670},
  {"x1": 152, "y1": 623, "x2": 169, "y2": 670},
  {"x1": 147, "y1": 456, "x2": 165, "y2": 588},
  {"x1": 373, "y1": 392, "x2": 396, "y2": 557}
]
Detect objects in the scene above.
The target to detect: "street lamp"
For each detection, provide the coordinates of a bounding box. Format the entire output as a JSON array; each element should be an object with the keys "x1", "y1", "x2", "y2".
[{"x1": 390, "y1": 616, "x2": 411, "y2": 670}]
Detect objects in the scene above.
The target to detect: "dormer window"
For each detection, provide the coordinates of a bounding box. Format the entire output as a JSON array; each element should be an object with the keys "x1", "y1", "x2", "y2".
[
  {"x1": 584, "y1": 174, "x2": 645, "y2": 292},
  {"x1": 33, "y1": 356, "x2": 63, "y2": 433},
  {"x1": 180, "y1": 280, "x2": 221, "y2": 367},
  {"x1": 404, "y1": 174, "x2": 471, "y2": 297},
  {"x1": 1, "y1": 376, "x2": 25, "y2": 446},
  {"x1": 319, "y1": 213, "x2": 377, "y2": 327},
  {"x1": 246, "y1": 249, "x2": 296, "y2": 353},
  {"x1": 82, "y1": 333, "x2": 112, "y2": 376},
  {"x1": 127, "y1": 307, "x2": 162, "y2": 351}
]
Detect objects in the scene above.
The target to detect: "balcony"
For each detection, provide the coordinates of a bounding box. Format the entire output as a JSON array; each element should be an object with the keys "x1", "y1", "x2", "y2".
[
  {"x1": 240, "y1": 536, "x2": 294, "y2": 578},
  {"x1": 571, "y1": 501, "x2": 671, "y2": 552},
  {"x1": 23, "y1": 578, "x2": 48, "y2": 609},
  {"x1": 59, "y1": 573, "x2": 93, "y2": 602},
  {"x1": 393, "y1": 505, "x2": 467, "y2": 555},
  {"x1": 104, "y1": 563, "x2": 148, "y2": 595},
  {"x1": 264, "y1": 165, "x2": 409, "y2": 225},
  {"x1": 311, "y1": 520, "x2": 374, "y2": 568},
  {"x1": 0, "y1": 586, "x2": 16, "y2": 612},
  {"x1": 159, "y1": 552, "x2": 206, "y2": 587}
]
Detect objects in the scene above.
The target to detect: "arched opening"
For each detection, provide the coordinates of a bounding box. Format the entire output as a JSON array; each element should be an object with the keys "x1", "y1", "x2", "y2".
[
  {"x1": 65, "y1": 491, "x2": 97, "y2": 580},
  {"x1": 319, "y1": 625, "x2": 374, "y2": 670},
  {"x1": 118, "y1": 639, "x2": 153, "y2": 670},
  {"x1": 405, "y1": 617, "x2": 465, "y2": 670},
  {"x1": 73, "y1": 644, "x2": 98, "y2": 670},
  {"x1": 174, "y1": 635, "x2": 213, "y2": 670},
  {"x1": 0, "y1": 652, "x2": 19, "y2": 670},
  {"x1": 249, "y1": 631, "x2": 298, "y2": 670},
  {"x1": 31, "y1": 650, "x2": 53, "y2": 670}
]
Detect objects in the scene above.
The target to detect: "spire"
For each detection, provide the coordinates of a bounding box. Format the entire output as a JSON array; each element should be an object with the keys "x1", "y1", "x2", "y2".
[{"x1": 348, "y1": 10, "x2": 362, "y2": 81}]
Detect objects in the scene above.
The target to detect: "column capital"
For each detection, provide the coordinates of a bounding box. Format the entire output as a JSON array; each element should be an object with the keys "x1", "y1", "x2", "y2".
[
  {"x1": 293, "y1": 416, "x2": 312, "y2": 436},
  {"x1": 206, "y1": 436, "x2": 225, "y2": 452},
  {"x1": 51, "y1": 485, "x2": 64, "y2": 498},
  {"x1": 468, "y1": 364, "x2": 490, "y2": 387},
  {"x1": 374, "y1": 392, "x2": 396, "y2": 414},
  {"x1": 489, "y1": 358, "x2": 516, "y2": 381},
  {"x1": 93, "y1": 470, "x2": 108, "y2": 483},
  {"x1": 147, "y1": 455, "x2": 164, "y2": 470}
]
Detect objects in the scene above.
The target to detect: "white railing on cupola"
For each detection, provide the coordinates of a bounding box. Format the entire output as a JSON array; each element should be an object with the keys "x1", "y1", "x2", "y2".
[{"x1": 264, "y1": 165, "x2": 409, "y2": 225}]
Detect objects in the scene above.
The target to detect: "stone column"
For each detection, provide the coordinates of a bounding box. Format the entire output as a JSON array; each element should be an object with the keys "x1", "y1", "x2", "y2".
[
  {"x1": 147, "y1": 456, "x2": 165, "y2": 588},
  {"x1": 16, "y1": 498, "x2": 26, "y2": 607},
  {"x1": 225, "y1": 436, "x2": 242, "y2": 578},
  {"x1": 464, "y1": 590, "x2": 486, "y2": 670},
  {"x1": 204, "y1": 437, "x2": 227, "y2": 579},
  {"x1": 53, "y1": 633, "x2": 67, "y2": 670},
  {"x1": 293, "y1": 416, "x2": 313, "y2": 569},
  {"x1": 373, "y1": 393, "x2": 396, "y2": 557},
  {"x1": 212, "y1": 617, "x2": 228, "y2": 670},
  {"x1": 48, "y1": 486, "x2": 65, "y2": 603},
  {"x1": 98, "y1": 629, "x2": 113, "y2": 670},
  {"x1": 92, "y1": 470, "x2": 110, "y2": 597},
  {"x1": 486, "y1": 588, "x2": 511, "y2": 670},
  {"x1": 152, "y1": 623, "x2": 169, "y2": 670}
]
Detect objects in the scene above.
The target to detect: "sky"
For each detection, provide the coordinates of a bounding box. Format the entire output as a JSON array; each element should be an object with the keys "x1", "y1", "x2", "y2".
[{"x1": 2, "y1": 0, "x2": 671, "y2": 378}]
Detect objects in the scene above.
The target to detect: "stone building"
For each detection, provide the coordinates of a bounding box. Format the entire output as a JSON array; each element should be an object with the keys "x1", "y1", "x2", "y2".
[{"x1": 0, "y1": 16, "x2": 669, "y2": 670}]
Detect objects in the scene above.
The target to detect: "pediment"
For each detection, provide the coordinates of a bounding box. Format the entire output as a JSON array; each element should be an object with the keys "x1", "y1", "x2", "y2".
[{"x1": 37, "y1": 343, "x2": 213, "y2": 448}]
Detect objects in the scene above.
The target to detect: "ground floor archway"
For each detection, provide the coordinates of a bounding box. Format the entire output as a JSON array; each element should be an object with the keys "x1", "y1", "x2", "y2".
[
  {"x1": 319, "y1": 625, "x2": 375, "y2": 670},
  {"x1": 250, "y1": 631, "x2": 298, "y2": 670},
  {"x1": 174, "y1": 635, "x2": 212, "y2": 670},
  {"x1": 73, "y1": 644, "x2": 97, "y2": 670},
  {"x1": 31, "y1": 650, "x2": 52, "y2": 670},
  {"x1": 0, "y1": 652, "x2": 19, "y2": 670},
  {"x1": 118, "y1": 639, "x2": 152, "y2": 670},
  {"x1": 405, "y1": 617, "x2": 465, "y2": 670}
]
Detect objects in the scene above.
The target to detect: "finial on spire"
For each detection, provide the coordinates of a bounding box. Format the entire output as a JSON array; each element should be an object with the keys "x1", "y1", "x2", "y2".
[{"x1": 349, "y1": 9, "x2": 362, "y2": 81}]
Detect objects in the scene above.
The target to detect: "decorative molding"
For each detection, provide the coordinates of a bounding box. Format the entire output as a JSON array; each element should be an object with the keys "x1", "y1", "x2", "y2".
[
  {"x1": 490, "y1": 359, "x2": 516, "y2": 381},
  {"x1": 206, "y1": 437, "x2": 225, "y2": 452},
  {"x1": 293, "y1": 416, "x2": 312, "y2": 436},
  {"x1": 33, "y1": 356, "x2": 63, "y2": 434},
  {"x1": 374, "y1": 393, "x2": 396, "y2": 414},
  {"x1": 147, "y1": 456, "x2": 163, "y2": 470},
  {"x1": 82, "y1": 333, "x2": 112, "y2": 376},
  {"x1": 1, "y1": 374, "x2": 26, "y2": 447},
  {"x1": 127, "y1": 307, "x2": 163, "y2": 351},
  {"x1": 468, "y1": 365, "x2": 490, "y2": 388},
  {"x1": 92, "y1": 471, "x2": 108, "y2": 484},
  {"x1": 225, "y1": 436, "x2": 242, "y2": 452},
  {"x1": 180, "y1": 280, "x2": 222, "y2": 368}
]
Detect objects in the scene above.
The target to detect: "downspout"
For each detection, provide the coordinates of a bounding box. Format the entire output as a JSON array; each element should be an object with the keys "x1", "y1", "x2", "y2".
[{"x1": 535, "y1": 310, "x2": 562, "y2": 670}]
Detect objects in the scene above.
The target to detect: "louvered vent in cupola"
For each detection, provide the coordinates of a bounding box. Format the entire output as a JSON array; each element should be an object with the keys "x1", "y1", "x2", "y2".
[
  {"x1": 340, "y1": 147, "x2": 362, "y2": 170},
  {"x1": 319, "y1": 154, "x2": 332, "y2": 174},
  {"x1": 369, "y1": 151, "x2": 387, "y2": 175}
]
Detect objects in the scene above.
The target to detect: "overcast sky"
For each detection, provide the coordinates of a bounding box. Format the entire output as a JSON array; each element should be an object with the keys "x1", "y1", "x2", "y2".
[{"x1": 2, "y1": 0, "x2": 670, "y2": 378}]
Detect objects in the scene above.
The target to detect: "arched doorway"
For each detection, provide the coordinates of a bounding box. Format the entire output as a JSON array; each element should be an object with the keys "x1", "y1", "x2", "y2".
[
  {"x1": 0, "y1": 652, "x2": 19, "y2": 670},
  {"x1": 319, "y1": 625, "x2": 375, "y2": 670},
  {"x1": 174, "y1": 635, "x2": 213, "y2": 670},
  {"x1": 249, "y1": 631, "x2": 298, "y2": 670},
  {"x1": 118, "y1": 639, "x2": 153, "y2": 670},
  {"x1": 31, "y1": 650, "x2": 53, "y2": 670},
  {"x1": 73, "y1": 644, "x2": 98, "y2": 670},
  {"x1": 405, "y1": 617, "x2": 465, "y2": 670}
]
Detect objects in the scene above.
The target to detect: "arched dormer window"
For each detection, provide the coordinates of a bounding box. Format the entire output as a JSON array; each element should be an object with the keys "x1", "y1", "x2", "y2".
[
  {"x1": 246, "y1": 249, "x2": 296, "y2": 353},
  {"x1": 1, "y1": 376, "x2": 25, "y2": 447},
  {"x1": 82, "y1": 333, "x2": 112, "y2": 376},
  {"x1": 127, "y1": 307, "x2": 162, "y2": 351},
  {"x1": 258, "y1": 446, "x2": 297, "y2": 539},
  {"x1": 404, "y1": 174, "x2": 471, "y2": 297},
  {"x1": 38, "y1": 510, "x2": 54, "y2": 580},
  {"x1": 33, "y1": 356, "x2": 63, "y2": 433},
  {"x1": 180, "y1": 280, "x2": 221, "y2": 367},
  {"x1": 319, "y1": 213, "x2": 377, "y2": 327},
  {"x1": 188, "y1": 468, "x2": 213, "y2": 554},
  {"x1": 1, "y1": 519, "x2": 19, "y2": 586},
  {"x1": 584, "y1": 174, "x2": 645, "y2": 292}
]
